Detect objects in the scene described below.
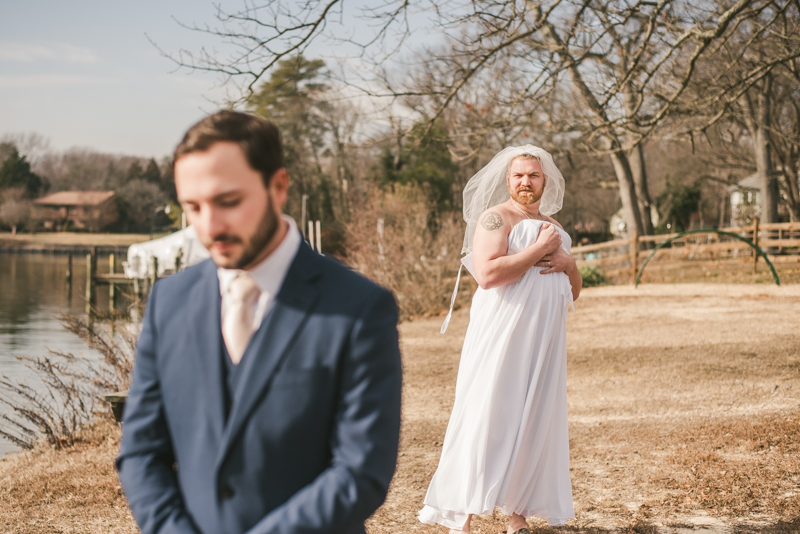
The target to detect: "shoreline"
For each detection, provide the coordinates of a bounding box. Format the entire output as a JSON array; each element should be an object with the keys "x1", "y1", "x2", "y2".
[
  {"x1": 0, "y1": 231, "x2": 169, "y2": 255},
  {"x1": 0, "y1": 244, "x2": 130, "y2": 254}
]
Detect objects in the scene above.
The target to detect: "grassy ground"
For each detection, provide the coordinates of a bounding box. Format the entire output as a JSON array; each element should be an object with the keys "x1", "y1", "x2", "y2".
[
  {"x1": 613, "y1": 255, "x2": 800, "y2": 286},
  {"x1": 369, "y1": 283, "x2": 800, "y2": 534},
  {"x1": 1, "y1": 283, "x2": 799, "y2": 533},
  {"x1": 0, "y1": 421, "x2": 134, "y2": 533}
]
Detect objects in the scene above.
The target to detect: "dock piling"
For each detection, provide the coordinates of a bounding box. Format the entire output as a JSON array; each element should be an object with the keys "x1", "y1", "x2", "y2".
[
  {"x1": 108, "y1": 254, "x2": 116, "y2": 313},
  {"x1": 85, "y1": 252, "x2": 97, "y2": 316}
]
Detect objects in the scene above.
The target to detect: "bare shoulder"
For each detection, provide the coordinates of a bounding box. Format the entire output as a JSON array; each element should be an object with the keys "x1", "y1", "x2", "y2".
[
  {"x1": 544, "y1": 215, "x2": 564, "y2": 230},
  {"x1": 478, "y1": 205, "x2": 511, "y2": 232}
]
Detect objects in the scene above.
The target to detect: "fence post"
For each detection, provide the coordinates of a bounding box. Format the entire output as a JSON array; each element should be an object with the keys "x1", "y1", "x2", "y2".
[
  {"x1": 630, "y1": 229, "x2": 639, "y2": 285},
  {"x1": 752, "y1": 217, "x2": 760, "y2": 274}
]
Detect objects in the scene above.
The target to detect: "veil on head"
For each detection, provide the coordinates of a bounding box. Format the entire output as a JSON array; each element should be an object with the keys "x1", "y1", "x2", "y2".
[{"x1": 461, "y1": 145, "x2": 565, "y2": 255}]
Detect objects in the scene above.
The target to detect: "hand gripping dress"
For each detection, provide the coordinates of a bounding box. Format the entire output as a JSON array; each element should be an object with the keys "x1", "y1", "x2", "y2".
[{"x1": 419, "y1": 219, "x2": 575, "y2": 529}]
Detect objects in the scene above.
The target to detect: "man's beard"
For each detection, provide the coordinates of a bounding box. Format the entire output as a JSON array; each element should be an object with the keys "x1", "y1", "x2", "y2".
[
  {"x1": 509, "y1": 184, "x2": 543, "y2": 206},
  {"x1": 204, "y1": 195, "x2": 281, "y2": 270}
]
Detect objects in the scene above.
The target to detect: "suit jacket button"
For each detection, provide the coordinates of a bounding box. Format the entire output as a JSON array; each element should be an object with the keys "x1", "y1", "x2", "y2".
[{"x1": 218, "y1": 484, "x2": 234, "y2": 500}]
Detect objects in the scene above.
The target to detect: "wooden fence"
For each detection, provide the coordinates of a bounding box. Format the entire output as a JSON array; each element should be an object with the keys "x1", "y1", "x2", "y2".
[{"x1": 572, "y1": 220, "x2": 800, "y2": 284}]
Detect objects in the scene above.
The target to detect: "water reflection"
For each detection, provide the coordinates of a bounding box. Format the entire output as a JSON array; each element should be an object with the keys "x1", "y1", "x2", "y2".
[{"x1": 0, "y1": 252, "x2": 128, "y2": 456}]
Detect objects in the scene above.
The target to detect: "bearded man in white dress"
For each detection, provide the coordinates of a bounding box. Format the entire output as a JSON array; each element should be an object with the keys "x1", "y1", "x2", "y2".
[
  {"x1": 471, "y1": 154, "x2": 582, "y2": 296},
  {"x1": 419, "y1": 147, "x2": 582, "y2": 534}
]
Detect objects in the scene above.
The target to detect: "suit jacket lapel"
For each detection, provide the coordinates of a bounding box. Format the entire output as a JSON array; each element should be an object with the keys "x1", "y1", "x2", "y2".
[
  {"x1": 216, "y1": 243, "x2": 323, "y2": 463},
  {"x1": 185, "y1": 260, "x2": 226, "y2": 441}
]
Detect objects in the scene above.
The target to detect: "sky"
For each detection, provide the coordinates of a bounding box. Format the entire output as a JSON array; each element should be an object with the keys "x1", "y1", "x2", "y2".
[
  {"x1": 0, "y1": 1, "x2": 440, "y2": 161},
  {"x1": 0, "y1": 1, "x2": 269, "y2": 159}
]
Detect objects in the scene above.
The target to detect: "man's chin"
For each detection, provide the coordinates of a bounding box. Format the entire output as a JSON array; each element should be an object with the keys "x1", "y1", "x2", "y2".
[
  {"x1": 514, "y1": 193, "x2": 541, "y2": 205},
  {"x1": 210, "y1": 253, "x2": 240, "y2": 269},
  {"x1": 207, "y1": 245, "x2": 244, "y2": 269}
]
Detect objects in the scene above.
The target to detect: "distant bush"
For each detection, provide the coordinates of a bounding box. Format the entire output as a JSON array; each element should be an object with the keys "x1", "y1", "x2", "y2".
[
  {"x1": 343, "y1": 184, "x2": 464, "y2": 321},
  {"x1": 579, "y1": 264, "x2": 607, "y2": 287}
]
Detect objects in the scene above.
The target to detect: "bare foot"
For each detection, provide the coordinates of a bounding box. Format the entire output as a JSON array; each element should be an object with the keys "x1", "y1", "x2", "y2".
[
  {"x1": 508, "y1": 513, "x2": 528, "y2": 533},
  {"x1": 449, "y1": 514, "x2": 472, "y2": 533}
]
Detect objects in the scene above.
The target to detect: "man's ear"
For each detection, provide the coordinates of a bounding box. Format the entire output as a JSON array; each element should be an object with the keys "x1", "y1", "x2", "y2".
[{"x1": 269, "y1": 168, "x2": 289, "y2": 209}]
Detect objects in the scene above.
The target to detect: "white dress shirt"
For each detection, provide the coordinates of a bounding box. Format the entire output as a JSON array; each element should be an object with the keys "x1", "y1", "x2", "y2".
[{"x1": 218, "y1": 215, "x2": 302, "y2": 330}]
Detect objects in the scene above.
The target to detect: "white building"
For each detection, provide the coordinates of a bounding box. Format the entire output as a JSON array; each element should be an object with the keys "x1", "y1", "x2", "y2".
[{"x1": 728, "y1": 174, "x2": 762, "y2": 227}]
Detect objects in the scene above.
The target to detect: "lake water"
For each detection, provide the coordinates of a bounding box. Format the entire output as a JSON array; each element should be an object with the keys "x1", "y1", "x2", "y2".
[{"x1": 0, "y1": 252, "x2": 123, "y2": 456}]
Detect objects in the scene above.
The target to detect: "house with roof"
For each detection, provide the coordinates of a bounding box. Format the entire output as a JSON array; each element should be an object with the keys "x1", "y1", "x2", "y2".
[{"x1": 33, "y1": 191, "x2": 117, "y2": 232}]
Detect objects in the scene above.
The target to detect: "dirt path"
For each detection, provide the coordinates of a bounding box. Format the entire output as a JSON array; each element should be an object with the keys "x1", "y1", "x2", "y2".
[{"x1": 368, "y1": 283, "x2": 800, "y2": 533}]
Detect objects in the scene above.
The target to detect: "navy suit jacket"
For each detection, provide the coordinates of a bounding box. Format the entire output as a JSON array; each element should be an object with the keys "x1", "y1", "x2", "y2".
[{"x1": 117, "y1": 242, "x2": 402, "y2": 534}]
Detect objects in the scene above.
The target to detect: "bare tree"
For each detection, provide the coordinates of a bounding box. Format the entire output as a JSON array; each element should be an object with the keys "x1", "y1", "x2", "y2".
[
  {"x1": 36, "y1": 149, "x2": 144, "y2": 192},
  {"x1": 0, "y1": 187, "x2": 31, "y2": 235},
  {"x1": 671, "y1": 0, "x2": 800, "y2": 222},
  {"x1": 0, "y1": 132, "x2": 51, "y2": 170},
  {"x1": 163, "y1": 0, "x2": 795, "y2": 237},
  {"x1": 769, "y1": 63, "x2": 800, "y2": 220},
  {"x1": 117, "y1": 179, "x2": 168, "y2": 231},
  {"x1": 423, "y1": 0, "x2": 790, "y2": 235}
]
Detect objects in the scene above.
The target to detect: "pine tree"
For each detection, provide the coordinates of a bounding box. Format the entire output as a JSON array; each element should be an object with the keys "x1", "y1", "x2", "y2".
[{"x1": 0, "y1": 148, "x2": 42, "y2": 198}]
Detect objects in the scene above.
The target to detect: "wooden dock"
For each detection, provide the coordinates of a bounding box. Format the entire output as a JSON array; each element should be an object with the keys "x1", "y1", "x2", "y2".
[{"x1": 80, "y1": 247, "x2": 173, "y2": 315}]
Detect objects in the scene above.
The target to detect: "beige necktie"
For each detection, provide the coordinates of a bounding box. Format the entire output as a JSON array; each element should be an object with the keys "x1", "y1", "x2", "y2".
[{"x1": 222, "y1": 273, "x2": 261, "y2": 364}]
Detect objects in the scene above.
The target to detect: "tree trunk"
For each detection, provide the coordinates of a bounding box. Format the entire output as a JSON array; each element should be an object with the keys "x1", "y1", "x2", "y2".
[
  {"x1": 718, "y1": 181, "x2": 729, "y2": 228},
  {"x1": 609, "y1": 143, "x2": 645, "y2": 237},
  {"x1": 755, "y1": 125, "x2": 779, "y2": 223},
  {"x1": 622, "y1": 84, "x2": 654, "y2": 235},
  {"x1": 11, "y1": 225, "x2": 17, "y2": 236},
  {"x1": 627, "y1": 143, "x2": 654, "y2": 235},
  {"x1": 537, "y1": 16, "x2": 645, "y2": 236},
  {"x1": 770, "y1": 140, "x2": 800, "y2": 222},
  {"x1": 783, "y1": 171, "x2": 800, "y2": 222},
  {"x1": 755, "y1": 83, "x2": 779, "y2": 223},
  {"x1": 784, "y1": 168, "x2": 800, "y2": 222},
  {"x1": 740, "y1": 78, "x2": 779, "y2": 224}
]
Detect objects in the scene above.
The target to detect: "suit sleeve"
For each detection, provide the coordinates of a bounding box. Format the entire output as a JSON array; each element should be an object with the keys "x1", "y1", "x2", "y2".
[
  {"x1": 246, "y1": 288, "x2": 403, "y2": 534},
  {"x1": 116, "y1": 282, "x2": 201, "y2": 534}
]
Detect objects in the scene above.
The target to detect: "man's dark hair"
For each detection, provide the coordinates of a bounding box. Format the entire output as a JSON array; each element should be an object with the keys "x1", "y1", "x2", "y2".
[{"x1": 173, "y1": 111, "x2": 285, "y2": 186}]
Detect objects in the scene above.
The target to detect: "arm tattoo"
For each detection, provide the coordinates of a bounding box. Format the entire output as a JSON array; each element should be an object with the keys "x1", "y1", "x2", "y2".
[{"x1": 481, "y1": 211, "x2": 503, "y2": 231}]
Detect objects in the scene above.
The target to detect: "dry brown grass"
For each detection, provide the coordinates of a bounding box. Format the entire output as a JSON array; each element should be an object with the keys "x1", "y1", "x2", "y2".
[
  {"x1": 0, "y1": 419, "x2": 135, "y2": 533},
  {"x1": 1, "y1": 283, "x2": 799, "y2": 533},
  {"x1": 368, "y1": 283, "x2": 800, "y2": 534},
  {"x1": 635, "y1": 256, "x2": 800, "y2": 286}
]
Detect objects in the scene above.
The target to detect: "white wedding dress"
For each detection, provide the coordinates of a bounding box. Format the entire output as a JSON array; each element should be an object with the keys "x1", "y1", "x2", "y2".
[{"x1": 419, "y1": 219, "x2": 575, "y2": 529}]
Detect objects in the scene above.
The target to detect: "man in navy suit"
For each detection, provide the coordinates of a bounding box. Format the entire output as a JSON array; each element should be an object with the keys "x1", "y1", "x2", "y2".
[{"x1": 117, "y1": 111, "x2": 403, "y2": 534}]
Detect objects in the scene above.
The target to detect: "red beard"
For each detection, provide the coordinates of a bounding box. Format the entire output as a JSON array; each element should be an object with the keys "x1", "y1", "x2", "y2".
[{"x1": 510, "y1": 185, "x2": 543, "y2": 205}]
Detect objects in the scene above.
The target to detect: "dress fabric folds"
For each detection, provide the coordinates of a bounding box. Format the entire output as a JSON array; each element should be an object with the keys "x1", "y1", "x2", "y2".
[{"x1": 419, "y1": 219, "x2": 575, "y2": 529}]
